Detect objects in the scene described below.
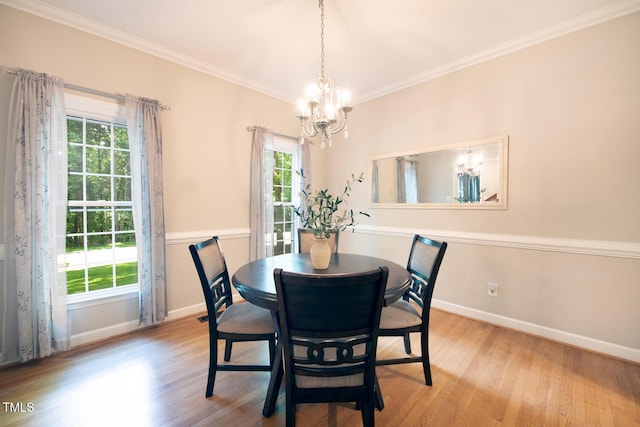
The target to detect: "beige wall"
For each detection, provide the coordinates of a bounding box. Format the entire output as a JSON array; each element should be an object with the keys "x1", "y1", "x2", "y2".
[
  {"x1": 331, "y1": 12, "x2": 640, "y2": 242},
  {"x1": 331, "y1": 12, "x2": 640, "y2": 357},
  {"x1": 0, "y1": 5, "x2": 315, "y2": 341},
  {"x1": 1, "y1": 5, "x2": 638, "y2": 360}
]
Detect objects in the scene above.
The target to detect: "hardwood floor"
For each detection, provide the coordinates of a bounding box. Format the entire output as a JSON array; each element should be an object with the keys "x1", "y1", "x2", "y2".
[{"x1": 1, "y1": 308, "x2": 638, "y2": 426}]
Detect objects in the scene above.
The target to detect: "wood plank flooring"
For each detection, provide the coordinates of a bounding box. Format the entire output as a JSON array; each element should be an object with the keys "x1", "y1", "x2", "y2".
[{"x1": 1, "y1": 308, "x2": 638, "y2": 426}]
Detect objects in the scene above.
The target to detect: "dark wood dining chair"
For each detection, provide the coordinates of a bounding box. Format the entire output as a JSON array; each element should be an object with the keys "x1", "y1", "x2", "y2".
[
  {"x1": 376, "y1": 235, "x2": 447, "y2": 386},
  {"x1": 297, "y1": 228, "x2": 340, "y2": 253},
  {"x1": 274, "y1": 266, "x2": 389, "y2": 427},
  {"x1": 189, "y1": 236, "x2": 276, "y2": 397}
]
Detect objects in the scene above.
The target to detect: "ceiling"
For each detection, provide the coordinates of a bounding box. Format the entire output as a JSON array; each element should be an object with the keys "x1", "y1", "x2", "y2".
[{"x1": 4, "y1": 0, "x2": 639, "y2": 104}]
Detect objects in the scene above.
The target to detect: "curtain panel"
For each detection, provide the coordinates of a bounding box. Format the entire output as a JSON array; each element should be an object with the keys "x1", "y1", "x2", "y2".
[
  {"x1": 249, "y1": 127, "x2": 275, "y2": 261},
  {"x1": 126, "y1": 94, "x2": 167, "y2": 326},
  {"x1": 371, "y1": 160, "x2": 379, "y2": 204},
  {"x1": 249, "y1": 129, "x2": 310, "y2": 260},
  {"x1": 2, "y1": 68, "x2": 69, "y2": 363},
  {"x1": 295, "y1": 137, "x2": 312, "y2": 234},
  {"x1": 396, "y1": 158, "x2": 407, "y2": 204}
]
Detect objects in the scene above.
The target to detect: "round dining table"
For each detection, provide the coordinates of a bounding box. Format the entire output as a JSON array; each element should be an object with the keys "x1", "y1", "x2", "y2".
[
  {"x1": 232, "y1": 252, "x2": 412, "y2": 310},
  {"x1": 231, "y1": 252, "x2": 412, "y2": 417}
]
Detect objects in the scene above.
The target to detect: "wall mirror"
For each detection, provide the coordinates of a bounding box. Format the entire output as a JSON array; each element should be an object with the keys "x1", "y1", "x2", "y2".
[{"x1": 370, "y1": 136, "x2": 508, "y2": 209}]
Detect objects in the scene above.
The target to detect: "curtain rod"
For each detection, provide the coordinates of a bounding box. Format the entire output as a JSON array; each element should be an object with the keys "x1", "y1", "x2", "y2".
[
  {"x1": 246, "y1": 126, "x2": 299, "y2": 142},
  {"x1": 4, "y1": 67, "x2": 170, "y2": 111},
  {"x1": 65, "y1": 83, "x2": 170, "y2": 111}
]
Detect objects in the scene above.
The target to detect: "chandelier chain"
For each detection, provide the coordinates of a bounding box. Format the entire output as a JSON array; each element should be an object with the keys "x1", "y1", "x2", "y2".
[{"x1": 319, "y1": 0, "x2": 325, "y2": 80}]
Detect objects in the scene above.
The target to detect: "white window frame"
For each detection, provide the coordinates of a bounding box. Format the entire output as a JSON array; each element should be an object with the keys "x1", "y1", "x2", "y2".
[
  {"x1": 271, "y1": 137, "x2": 300, "y2": 254},
  {"x1": 65, "y1": 93, "x2": 138, "y2": 305}
]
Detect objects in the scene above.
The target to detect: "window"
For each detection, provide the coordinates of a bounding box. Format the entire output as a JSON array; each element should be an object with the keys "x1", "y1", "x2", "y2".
[
  {"x1": 65, "y1": 94, "x2": 137, "y2": 297},
  {"x1": 271, "y1": 138, "x2": 299, "y2": 255}
]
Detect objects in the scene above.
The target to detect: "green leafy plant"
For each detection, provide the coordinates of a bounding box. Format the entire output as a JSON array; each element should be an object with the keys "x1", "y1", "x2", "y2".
[{"x1": 293, "y1": 169, "x2": 370, "y2": 239}]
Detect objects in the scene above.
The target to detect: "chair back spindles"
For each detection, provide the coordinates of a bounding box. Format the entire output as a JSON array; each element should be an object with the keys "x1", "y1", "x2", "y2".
[
  {"x1": 377, "y1": 234, "x2": 447, "y2": 387},
  {"x1": 189, "y1": 236, "x2": 276, "y2": 398},
  {"x1": 275, "y1": 267, "x2": 389, "y2": 426}
]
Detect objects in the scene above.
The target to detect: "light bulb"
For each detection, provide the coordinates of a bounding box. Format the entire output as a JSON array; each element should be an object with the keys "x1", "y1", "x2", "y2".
[{"x1": 339, "y1": 89, "x2": 351, "y2": 107}]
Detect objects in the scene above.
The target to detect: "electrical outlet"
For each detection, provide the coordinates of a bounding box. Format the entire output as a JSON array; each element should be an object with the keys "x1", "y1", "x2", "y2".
[{"x1": 488, "y1": 282, "x2": 498, "y2": 296}]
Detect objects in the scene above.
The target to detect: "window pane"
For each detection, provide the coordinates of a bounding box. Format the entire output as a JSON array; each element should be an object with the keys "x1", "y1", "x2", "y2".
[
  {"x1": 86, "y1": 146, "x2": 111, "y2": 174},
  {"x1": 66, "y1": 207, "x2": 84, "y2": 235},
  {"x1": 67, "y1": 118, "x2": 83, "y2": 143},
  {"x1": 282, "y1": 152, "x2": 292, "y2": 169},
  {"x1": 282, "y1": 187, "x2": 292, "y2": 203},
  {"x1": 114, "y1": 232, "x2": 137, "y2": 285},
  {"x1": 115, "y1": 208, "x2": 134, "y2": 232},
  {"x1": 66, "y1": 235, "x2": 84, "y2": 252},
  {"x1": 114, "y1": 177, "x2": 131, "y2": 201},
  {"x1": 115, "y1": 232, "x2": 136, "y2": 248},
  {"x1": 67, "y1": 268, "x2": 87, "y2": 295},
  {"x1": 273, "y1": 185, "x2": 282, "y2": 202},
  {"x1": 274, "y1": 151, "x2": 283, "y2": 168},
  {"x1": 87, "y1": 233, "x2": 112, "y2": 250},
  {"x1": 274, "y1": 205, "x2": 283, "y2": 222},
  {"x1": 86, "y1": 175, "x2": 111, "y2": 201},
  {"x1": 87, "y1": 207, "x2": 112, "y2": 233},
  {"x1": 282, "y1": 169, "x2": 292, "y2": 186},
  {"x1": 116, "y1": 262, "x2": 138, "y2": 287},
  {"x1": 273, "y1": 167, "x2": 283, "y2": 185},
  {"x1": 68, "y1": 174, "x2": 83, "y2": 201},
  {"x1": 114, "y1": 150, "x2": 130, "y2": 176},
  {"x1": 68, "y1": 144, "x2": 83, "y2": 172},
  {"x1": 86, "y1": 121, "x2": 111, "y2": 147},
  {"x1": 88, "y1": 267, "x2": 114, "y2": 292},
  {"x1": 285, "y1": 206, "x2": 292, "y2": 221},
  {"x1": 114, "y1": 125, "x2": 128, "y2": 149}
]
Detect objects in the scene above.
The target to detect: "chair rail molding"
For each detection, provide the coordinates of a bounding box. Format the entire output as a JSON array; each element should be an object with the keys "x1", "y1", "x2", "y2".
[
  {"x1": 5, "y1": 228, "x2": 637, "y2": 260},
  {"x1": 166, "y1": 228, "x2": 250, "y2": 245},
  {"x1": 354, "y1": 225, "x2": 640, "y2": 260}
]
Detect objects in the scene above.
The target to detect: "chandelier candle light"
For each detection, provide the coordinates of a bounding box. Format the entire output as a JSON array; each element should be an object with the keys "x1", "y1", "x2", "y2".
[{"x1": 297, "y1": 0, "x2": 352, "y2": 149}]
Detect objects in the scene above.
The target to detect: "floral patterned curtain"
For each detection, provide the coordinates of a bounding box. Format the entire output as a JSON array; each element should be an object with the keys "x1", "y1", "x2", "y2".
[
  {"x1": 2, "y1": 68, "x2": 69, "y2": 363},
  {"x1": 125, "y1": 94, "x2": 167, "y2": 326},
  {"x1": 249, "y1": 127, "x2": 275, "y2": 261}
]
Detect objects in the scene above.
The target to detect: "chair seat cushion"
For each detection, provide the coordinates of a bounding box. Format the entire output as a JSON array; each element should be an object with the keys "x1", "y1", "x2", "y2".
[
  {"x1": 217, "y1": 303, "x2": 276, "y2": 334},
  {"x1": 379, "y1": 299, "x2": 422, "y2": 329}
]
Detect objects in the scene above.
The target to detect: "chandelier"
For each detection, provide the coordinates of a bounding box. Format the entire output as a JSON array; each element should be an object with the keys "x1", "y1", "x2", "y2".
[{"x1": 296, "y1": 0, "x2": 352, "y2": 149}]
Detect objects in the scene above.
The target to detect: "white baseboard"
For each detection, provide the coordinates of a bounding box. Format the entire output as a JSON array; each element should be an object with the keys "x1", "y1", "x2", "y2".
[
  {"x1": 432, "y1": 299, "x2": 640, "y2": 363},
  {"x1": 68, "y1": 297, "x2": 640, "y2": 363},
  {"x1": 69, "y1": 302, "x2": 206, "y2": 348}
]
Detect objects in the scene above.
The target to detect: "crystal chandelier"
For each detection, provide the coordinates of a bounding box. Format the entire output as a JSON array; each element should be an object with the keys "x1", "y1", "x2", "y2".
[{"x1": 296, "y1": 0, "x2": 352, "y2": 149}]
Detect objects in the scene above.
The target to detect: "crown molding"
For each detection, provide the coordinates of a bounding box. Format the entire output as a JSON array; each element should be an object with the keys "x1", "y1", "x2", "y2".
[
  {"x1": 359, "y1": 0, "x2": 640, "y2": 102},
  {"x1": 2, "y1": 0, "x2": 639, "y2": 103},
  {"x1": 0, "y1": 0, "x2": 291, "y2": 102}
]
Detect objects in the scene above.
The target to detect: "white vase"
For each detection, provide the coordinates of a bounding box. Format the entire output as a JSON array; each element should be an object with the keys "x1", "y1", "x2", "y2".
[{"x1": 310, "y1": 236, "x2": 332, "y2": 269}]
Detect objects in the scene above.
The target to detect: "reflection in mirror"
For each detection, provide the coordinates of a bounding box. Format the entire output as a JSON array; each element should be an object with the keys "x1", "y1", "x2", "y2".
[{"x1": 370, "y1": 136, "x2": 508, "y2": 209}]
